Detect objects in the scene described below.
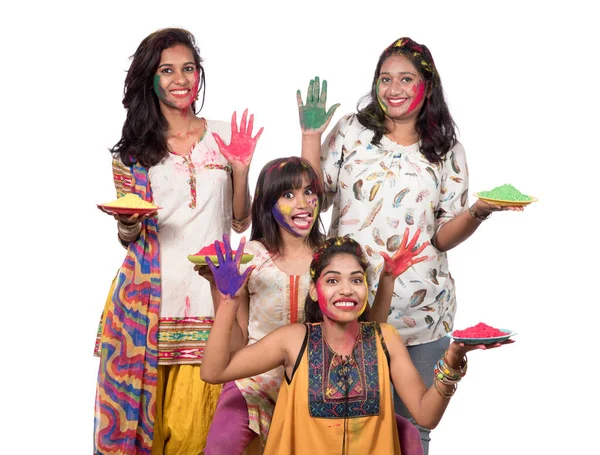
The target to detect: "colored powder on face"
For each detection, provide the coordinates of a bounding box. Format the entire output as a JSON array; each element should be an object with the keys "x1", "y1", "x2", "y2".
[
  {"x1": 103, "y1": 193, "x2": 157, "y2": 209},
  {"x1": 376, "y1": 79, "x2": 388, "y2": 113},
  {"x1": 153, "y1": 75, "x2": 167, "y2": 102},
  {"x1": 453, "y1": 322, "x2": 508, "y2": 338},
  {"x1": 407, "y1": 80, "x2": 425, "y2": 113},
  {"x1": 272, "y1": 204, "x2": 301, "y2": 237},
  {"x1": 316, "y1": 282, "x2": 336, "y2": 319},
  {"x1": 478, "y1": 184, "x2": 532, "y2": 201},
  {"x1": 356, "y1": 274, "x2": 369, "y2": 317}
]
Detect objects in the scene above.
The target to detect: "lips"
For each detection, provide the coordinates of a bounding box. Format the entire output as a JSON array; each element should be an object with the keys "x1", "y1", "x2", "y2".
[
  {"x1": 386, "y1": 97, "x2": 408, "y2": 107},
  {"x1": 170, "y1": 88, "x2": 191, "y2": 98},
  {"x1": 291, "y1": 211, "x2": 313, "y2": 229}
]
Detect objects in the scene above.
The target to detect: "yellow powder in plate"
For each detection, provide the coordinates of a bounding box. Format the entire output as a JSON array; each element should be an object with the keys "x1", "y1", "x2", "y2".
[{"x1": 103, "y1": 193, "x2": 157, "y2": 209}]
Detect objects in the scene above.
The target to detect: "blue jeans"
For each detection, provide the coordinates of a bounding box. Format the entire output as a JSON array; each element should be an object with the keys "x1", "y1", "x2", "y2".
[{"x1": 393, "y1": 337, "x2": 450, "y2": 455}]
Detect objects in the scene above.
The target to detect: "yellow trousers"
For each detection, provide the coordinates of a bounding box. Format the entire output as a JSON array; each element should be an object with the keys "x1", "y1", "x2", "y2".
[{"x1": 152, "y1": 364, "x2": 223, "y2": 455}]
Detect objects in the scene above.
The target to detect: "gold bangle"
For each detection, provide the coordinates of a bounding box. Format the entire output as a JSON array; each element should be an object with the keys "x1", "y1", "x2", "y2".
[
  {"x1": 442, "y1": 350, "x2": 468, "y2": 378},
  {"x1": 433, "y1": 377, "x2": 456, "y2": 399},
  {"x1": 117, "y1": 220, "x2": 141, "y2": 241}
]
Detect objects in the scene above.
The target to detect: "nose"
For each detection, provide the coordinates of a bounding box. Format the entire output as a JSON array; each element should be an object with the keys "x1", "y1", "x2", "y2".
[
  {"x1": 389, "y1": 78, "x2": 403, "y2": 94},
  {"x1": 173, "y1": 70, "x2": 186, "y2": 85},
  {"x1": 339, "y1": 280, "x2": 354, "y2": 296},
  {"x1": 297, "y1": 192, "x2": 309, "y2": 208}
]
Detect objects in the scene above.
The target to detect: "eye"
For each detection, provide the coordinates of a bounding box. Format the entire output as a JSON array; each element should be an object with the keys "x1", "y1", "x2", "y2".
[
  {"x1": 326, "y1": 278, "x2": 338, "y2": 284},
  {"x1": 305, "y1": 188, "x2": 314, "y2": 195},
  {"x1": 380, "y1": 76, "x2": 391, "y2": 83},
  {"x1": 282, "y1": 192, "x2": 294, "y2": 199},
  {"x1": 184, "y1": 65, "x2": 196, "y2": 72},
  {"x1": 160, "y1": 68, "x2": 172, "y2": 74},
  {"x1": 352, "y1": 277, "x2": 364, "y2": 284},
  {"x1": 402, "y1": 76, "x2": 414, "y2": 83}
]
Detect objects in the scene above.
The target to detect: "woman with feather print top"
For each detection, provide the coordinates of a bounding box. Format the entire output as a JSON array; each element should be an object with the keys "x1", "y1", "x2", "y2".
[{"x1": 297, "y1": 37, "x2": 526, "y2": 455}]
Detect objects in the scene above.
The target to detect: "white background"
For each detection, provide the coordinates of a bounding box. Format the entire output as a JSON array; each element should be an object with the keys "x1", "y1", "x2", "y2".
[{"x1": 1, "y1": 0, "x2": 598, "y2": 453}]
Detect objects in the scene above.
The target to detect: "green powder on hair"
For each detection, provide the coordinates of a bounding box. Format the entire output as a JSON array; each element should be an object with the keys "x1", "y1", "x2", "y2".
[{"x1": 479, "y1": 184, "x2": 532, "y2": 201}]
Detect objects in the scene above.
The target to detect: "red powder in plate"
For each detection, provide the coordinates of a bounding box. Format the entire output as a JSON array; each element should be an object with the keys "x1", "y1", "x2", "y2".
[
  {"x1": 453, "y1": 322, "x2": 508, "y2": 338},
  {"x1": 194, "y1": 241, "x2": 237, "y2": 256}
]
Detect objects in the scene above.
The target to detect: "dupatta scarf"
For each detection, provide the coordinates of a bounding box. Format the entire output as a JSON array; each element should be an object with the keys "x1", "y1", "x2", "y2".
[{"x1": 94, "y1": 163, "x2": 161, "y2": 455}]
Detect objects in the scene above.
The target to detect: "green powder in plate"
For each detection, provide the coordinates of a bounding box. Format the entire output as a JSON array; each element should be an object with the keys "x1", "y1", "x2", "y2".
[{"x1": 478, "y1": 184, "x2": 532, "y2": 201}]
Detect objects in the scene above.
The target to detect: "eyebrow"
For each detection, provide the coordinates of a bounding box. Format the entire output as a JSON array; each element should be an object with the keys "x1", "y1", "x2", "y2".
[
  {"x1": 380, "y1": 71, "x2": 417, "y2": 76},
  {"x1": 323, "y1": 270, "x2": 364, "y2": 276},
  {"x1": 157, "y1": 61, "x2": 196, "y2": 68}
]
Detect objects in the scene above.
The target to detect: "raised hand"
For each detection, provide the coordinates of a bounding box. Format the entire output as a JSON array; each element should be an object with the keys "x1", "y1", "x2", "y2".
[
  {"x1": 205, "y1": 234, "x2": 255, "y2": 298},
  {"x1": 297, "y1": 76, "x2": 340, "y2": 134},
  {"x1": 380, "y1": 228, "x2": 429, "y2": 278},
  {"x1": 212, "y1": 109, "x2": 263, "y2": 168}
]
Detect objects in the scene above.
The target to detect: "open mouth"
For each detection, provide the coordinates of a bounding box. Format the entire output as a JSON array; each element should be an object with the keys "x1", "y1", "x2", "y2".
[
  {"x1": 170, "y1": 89, "x2": 191, "y2": 98},
  {"x1": 387, "y1": 97, "x2": 407, "y2": 107},
  {"x1": 333, "y1": 299, "x2": 358, "y2": 309},
  {"x1": 291, "y1": 212, "x2": 313, "y2": 229}
]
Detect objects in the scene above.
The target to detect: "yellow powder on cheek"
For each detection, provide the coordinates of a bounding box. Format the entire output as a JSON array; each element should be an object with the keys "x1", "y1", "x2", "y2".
[
  {"x1": 278, "y1": 202, "x2": 293, "y2": 216},
  {"x1": 104, "y1": 193, "x2": 157, "y2": 209}
]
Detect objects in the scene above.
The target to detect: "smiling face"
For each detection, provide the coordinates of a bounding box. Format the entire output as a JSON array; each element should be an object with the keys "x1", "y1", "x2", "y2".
[
  {"x1": 271, "y1": 174, "x2": 319, "y2": 238},
  {"x1": 153, "y1": 44, "x2": 199, "y2": 111},
  {"x1": 377, "y1": 54, "x2": 426, "y2": 121},
  {"x1": 309, "y1": 254, "x2": 369, "y2": 323}
]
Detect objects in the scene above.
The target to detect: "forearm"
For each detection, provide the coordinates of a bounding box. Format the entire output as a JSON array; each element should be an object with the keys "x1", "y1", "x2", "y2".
[
  {"x1": 367, "y1": 273, "x2": 395, "y2": 323},
  {"x1": 433, "y1": 205, "x2": 487, "y2": 252},
  {"x1": 210, "y1": 286, "x2": 247, "y2": 352},
  {"x1": 413, "y1": 347, "x2": 467, "y2": 428},
  {"x1": 202, "y1": 298, "x2": 239, "y2": 383},
  {"x1": 301, "y1": 134, "x2": 323, "y2": 182},
  {"x1": 231, "y1": 167, "x2": 251, "y2": 228}
]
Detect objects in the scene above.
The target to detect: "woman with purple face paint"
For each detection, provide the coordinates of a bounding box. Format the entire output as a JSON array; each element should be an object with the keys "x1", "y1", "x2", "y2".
[
  {"x1": 201, "y1": 236, "x2": 510, "y2": 455},
  {"x1": 298, "y1": 37, "x2": 526, "y2": 454},
  {"x1": 200, "y1": 157, "x2": 425, "y2": 455},
  {"x1": 198, "y1": 156, "x2": 321, "y2": 454},
  {"x1": 94, "y1": 28, "x2": 263, "y2": 455}
]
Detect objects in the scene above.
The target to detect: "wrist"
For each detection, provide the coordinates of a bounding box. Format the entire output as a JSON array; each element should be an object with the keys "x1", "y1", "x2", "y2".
[{"x1": 468, "y1": 203, "x2": 490, "y2": 222}]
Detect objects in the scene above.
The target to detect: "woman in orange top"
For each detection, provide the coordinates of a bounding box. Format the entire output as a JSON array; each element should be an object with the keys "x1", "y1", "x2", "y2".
[{"x1": 201, "y1": 235, "x2": 511, "y2": 454}]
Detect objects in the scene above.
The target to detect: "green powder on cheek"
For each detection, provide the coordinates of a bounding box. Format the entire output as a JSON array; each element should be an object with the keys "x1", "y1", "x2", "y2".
[{"x1": 479, "y1": 183, "x2": 532, "y2": 201}]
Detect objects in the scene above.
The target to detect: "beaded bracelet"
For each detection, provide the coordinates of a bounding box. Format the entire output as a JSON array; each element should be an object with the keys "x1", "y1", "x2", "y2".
[
  {"x1": 442, "y1": 350, "x2": 468, "y2": 378},
  {"x1": 468, "y1": 205, "x2": 490, "y2": 222}
]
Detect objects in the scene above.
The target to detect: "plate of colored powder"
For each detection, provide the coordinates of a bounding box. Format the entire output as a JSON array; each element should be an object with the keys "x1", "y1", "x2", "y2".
[
  {"x1": 98, "y1": 194, "x2": 160, "y2": 215},
  {"x1": 447, "y1": 322, "x2": 516, "y2": 345},
  {"x1": 188, "y1": 240, "x2": 254, "y2": 265},
  {"x1": 475, "y1": 183, "x2": 537, "y2": 207}
]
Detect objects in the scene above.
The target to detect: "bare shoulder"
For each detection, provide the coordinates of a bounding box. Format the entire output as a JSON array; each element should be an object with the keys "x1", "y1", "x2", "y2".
[{"x1": 378, "y1": 323, "x2": 404, "y2": 353}]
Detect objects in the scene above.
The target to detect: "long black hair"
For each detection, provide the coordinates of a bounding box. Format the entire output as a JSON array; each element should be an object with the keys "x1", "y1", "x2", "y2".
[
  {"x1": 110, "y1": 28, "x2": 206, "y2": 167},
  {"x1": 304, "y1": 237, "x2": 370, "y2": 323},
  {"x1": 250, "y1": 157, "x2": 324, "y2": 255},
  {"x1": 356, "y1": 37, "x2": 457, "y2": 164}
]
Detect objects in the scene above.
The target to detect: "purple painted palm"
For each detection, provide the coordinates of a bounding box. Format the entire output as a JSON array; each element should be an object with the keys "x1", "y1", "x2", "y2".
[{"x1": 206, "y1": 234, "x2": 254, "y2": 297}]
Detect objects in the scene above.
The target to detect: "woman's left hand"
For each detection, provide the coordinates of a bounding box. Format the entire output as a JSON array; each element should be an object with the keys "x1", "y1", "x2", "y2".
[
  {"x1": 473, "y1": 199, "x2": 525, "y2": 216},
  {"x1": 449, "y1": 338, "x2": 515, "y2": 358},
  {"x1": 380, "y1": 228, "x2": 430, "y2": 278},
  {"x1": 212, "y1": 109, "x2": 263, "y2": 170}
]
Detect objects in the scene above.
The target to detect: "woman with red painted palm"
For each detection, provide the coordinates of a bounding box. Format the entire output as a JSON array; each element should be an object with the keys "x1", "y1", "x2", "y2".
[
  {"x1": 94, "y1": 28, "x2": 262, "y2": 455},
  {"x1": 201, "y1": 235, "x2": 510, "y2": 454}
]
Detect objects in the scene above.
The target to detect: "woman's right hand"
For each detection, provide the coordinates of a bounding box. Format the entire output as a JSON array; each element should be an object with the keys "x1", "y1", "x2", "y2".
[
  {"x1": 206, "y1": 234, "x2": 255, "y2": 298},
  {"x1": 296, "y1": 76, "x2": 340, "y2": 135},
  {"x1": 98, "y1": 206, "x2": 157, "y2": 224},
  {"x1": 380, "y1": 228, "x2": 430, "y2": 278}
]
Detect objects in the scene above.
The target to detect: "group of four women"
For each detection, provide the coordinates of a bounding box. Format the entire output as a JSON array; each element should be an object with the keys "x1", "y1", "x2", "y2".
[{"x1": 94, "y1": 27, "x2": 519, "y2": 455}]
